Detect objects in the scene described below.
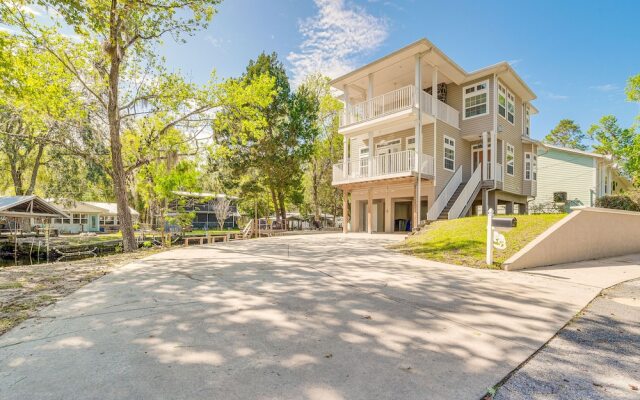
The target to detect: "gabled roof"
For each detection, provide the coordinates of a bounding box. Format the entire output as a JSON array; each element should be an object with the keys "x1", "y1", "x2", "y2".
[
  {"x1": 84, "y1": 202, "x2": 140, "y2": 216},
  {"x1": 330, "y1": 38, "x2": 537, "y2": 102},
  {"x1": 0, "y1": 196, "x2": 69, "y2": 218},
  {"x1": 172, "y1": 191, "x2": 239, "y2": 201},
  {"x1": 540, "y1": 143, "x2": 610, "y2": 159}
]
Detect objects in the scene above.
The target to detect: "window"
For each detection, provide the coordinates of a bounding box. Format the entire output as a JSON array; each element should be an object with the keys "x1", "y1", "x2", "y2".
[
  {"x1": 524, "y1": 153, "x2": 532, "y2": 180},
  {"x1": 498, "y1": 82, "x2": 515, "y2": 124},
  {"x1": 524, "y1": 104, "x2": 531, "y2": 136},
  {"x1": 359, "y1": 147, "x2": 369, "y2": 158},
  {"x1": 443, "y1": 136, "x2": 455, "y2": 171},
  {"x1": 463, "y1": 80, "x2": 489, "y2": 119},
  {"x1": 533, "y1": 154, "x2": 537, "y2": 180},
  {"x1": 406, "y1": 136, "x2": 416, "y2": 151},
  {"x1": 506, "y1": 143, "x2": 515, "y2": 175},
  {"x1": 507, "y1": 91, "x2": 516, "y2": 124},
  {"x1": 498, "y1": 84, "x2": 507, "y2": 118}
]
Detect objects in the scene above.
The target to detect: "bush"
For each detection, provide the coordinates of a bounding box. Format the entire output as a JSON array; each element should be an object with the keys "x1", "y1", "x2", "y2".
[
  {"x1": 595, "y1": 195, "x2": 640, "y2": 211},
  {"x1": 529, "y1": 201, "x2": 566, "y2": 214}
]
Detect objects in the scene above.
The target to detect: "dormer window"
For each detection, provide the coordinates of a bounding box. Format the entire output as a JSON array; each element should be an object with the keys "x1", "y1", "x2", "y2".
[{"x1": 463, "y1": 80, "x2": 489, "y2": 119}]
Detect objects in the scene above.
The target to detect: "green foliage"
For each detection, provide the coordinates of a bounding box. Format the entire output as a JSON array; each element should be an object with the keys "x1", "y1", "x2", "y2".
[
  {"x1": 588, "y1": 115, "x2": 635, "y2": 158},
  {"x1": 544, "y1": 119, "x2": 587, "y2": 150},
  {"x1": 595, "y1": 195, "x2": 640, "y2": 211},
  {"x1": 626, "y1": 74, "x2": 640, "y2": 103}
]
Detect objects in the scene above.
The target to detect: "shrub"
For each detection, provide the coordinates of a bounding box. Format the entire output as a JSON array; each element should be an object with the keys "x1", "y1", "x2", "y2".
[
  {"x1": 595, "y1": 195, "x2": 640, "y2": 211},
  {"x1": 529, "y1": 201, "x2": 566, "y2": 214}
]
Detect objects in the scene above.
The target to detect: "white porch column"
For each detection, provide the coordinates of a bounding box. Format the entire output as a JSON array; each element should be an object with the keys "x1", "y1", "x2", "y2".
[
  {"x1": 491, "y1": 129, "x2": 497, "y2": 182},
  {"x1": 368, "y1": 131, "x2": 374, "y2": 177},
  {"x1": 343, "y1": 85, "x2": 350, "y2": 125},
  {"x1": 342, "y1": 190, "x2": 349, "y2": 234},
  {"x1": 414, "y1": 53, "x2": 423, "y2": 224},
  {"x1": 342, "y1": 136, "x2": 348, "y2": 178},
  {"x1": 482, "y1": 131, "x2": 488, "y2": 180},
  {"x1": 367, "y1": 188, "x2": 373, "y2": 234},
  {"x1": 431, "y1": 66, "x2": 438, "y2": 187}
]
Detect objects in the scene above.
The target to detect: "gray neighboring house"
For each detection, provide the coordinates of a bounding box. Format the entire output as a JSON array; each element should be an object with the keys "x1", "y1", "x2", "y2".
[{"x1": 534, "y1": 144, "x2": 632, "y2": 211}]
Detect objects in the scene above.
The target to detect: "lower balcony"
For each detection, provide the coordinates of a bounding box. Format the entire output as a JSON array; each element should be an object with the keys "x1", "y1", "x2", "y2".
[{"x1": 332, "y1": 150, "x2": 434, "y2": 186}]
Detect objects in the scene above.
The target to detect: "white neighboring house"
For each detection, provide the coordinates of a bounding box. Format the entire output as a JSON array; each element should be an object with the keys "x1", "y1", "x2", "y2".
[
  {"x1": 50, "y1": 200, "x2": 140, "y2": 234},
  {"x1": 534, "y1": 144, "x2": 632, "y2": 211}
]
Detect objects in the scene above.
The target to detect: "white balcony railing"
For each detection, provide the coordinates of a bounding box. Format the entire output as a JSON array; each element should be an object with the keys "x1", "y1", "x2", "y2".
[
  {"x1": 340, "y1": 85, "x2": 460, "y2": 129},
  {"x1": 341, "y1": 85, "x2": 414, "y2": 127},
  {"x1": 421, "y1": 91, "x2": 460, "y2": 129},
  {"x1": 333, "y1": 151, "x2": 434, "y2": 184}
]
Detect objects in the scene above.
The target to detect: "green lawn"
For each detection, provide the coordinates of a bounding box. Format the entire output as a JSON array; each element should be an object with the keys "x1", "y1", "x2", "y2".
[{"x1": 391, "y1": 214, "x2": 567, "y2": 269}]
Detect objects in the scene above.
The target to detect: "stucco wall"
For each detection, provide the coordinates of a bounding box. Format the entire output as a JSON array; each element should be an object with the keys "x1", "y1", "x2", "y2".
[{"x1": 503, "y1": 207, "x2": 640, "y2": 271}]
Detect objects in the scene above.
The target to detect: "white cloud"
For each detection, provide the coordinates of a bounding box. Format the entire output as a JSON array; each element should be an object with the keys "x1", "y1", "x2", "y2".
[
  {"x1": 205, "y1": 35, "x2": 224, "y2": 47},
  {"x1": 544, "y1": 91, "x2": 569, "y2": 100},
  {"x1": 287, "y1": 0, "x2": 388, "y2": 86},
  {"x1": 590, "y1": 83, "x2": 618, "y2": 92}
]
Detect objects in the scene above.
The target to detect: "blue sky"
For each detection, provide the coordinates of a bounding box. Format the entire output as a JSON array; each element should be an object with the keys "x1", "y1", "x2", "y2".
[{"x1": 157, "y1": 0, "x2": 640, "y2": 143}]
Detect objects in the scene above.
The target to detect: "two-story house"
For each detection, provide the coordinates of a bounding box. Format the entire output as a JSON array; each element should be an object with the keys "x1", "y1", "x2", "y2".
[
  {"x1": 332, "y1": 39, "x2": 540, "y2": 233},
  {"x1": 534, "y1": 144, "x2": 632, "y2": 212}
]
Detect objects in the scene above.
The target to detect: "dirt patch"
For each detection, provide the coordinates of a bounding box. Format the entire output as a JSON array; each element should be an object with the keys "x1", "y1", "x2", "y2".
[{"x1": 0, "y1": 248, "x2": 167, "y2": 335}]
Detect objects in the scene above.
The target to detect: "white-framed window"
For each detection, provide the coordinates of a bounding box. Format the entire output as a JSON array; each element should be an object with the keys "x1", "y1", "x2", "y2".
[
  {"x1": 524, "y1": 153, "x2": 532, "y2": 180},
  {"x1": 406, "y1": 136, "x2": 416, "y2": 151},
  {"x1": 498, "y1": 83, "x2": 507, "y2": 118},
  {"x1": 524, "y1": 152, "x2": 537, "y2": 181},
  {"x1": 506, "y1": 143, "x2": 515, "y2": 176},
  {"x1": 498, "y1": 82, "x2": 515, "y2": 125},
  {"x1": 507, "y1": 91, "x2": 516, "y2": 124},
  {"x1": 443, "y1": 135, "x2": 455, "y2": 171},
  {"x1": 463, "y1": 80, "x2": 489, "y2": 119},
  {"x1": 359, "y1": 146, "x2": 369, "y2": 158},
  {"x1": 524, "y1": 103, "x2": 531, "y2": 136}
]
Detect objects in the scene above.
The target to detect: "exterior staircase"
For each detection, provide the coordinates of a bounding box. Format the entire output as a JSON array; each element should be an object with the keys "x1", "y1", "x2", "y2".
[{"x1": 437, "y1": 183, "x2": 466, "y2": 220}]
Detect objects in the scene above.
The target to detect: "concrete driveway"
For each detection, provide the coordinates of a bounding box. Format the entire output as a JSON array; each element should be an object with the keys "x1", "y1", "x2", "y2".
[{"x1": 1, "y1": 233, "x2": 639, "y2": 400}]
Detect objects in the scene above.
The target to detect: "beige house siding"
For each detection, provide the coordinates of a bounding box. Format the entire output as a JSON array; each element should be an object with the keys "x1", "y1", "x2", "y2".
[
  {"x1": 497, "y1": 78, "x2": 526, "y2": 195},
  {"x1": 450, "y1": 75, "x2": 495, "y2": 137}
]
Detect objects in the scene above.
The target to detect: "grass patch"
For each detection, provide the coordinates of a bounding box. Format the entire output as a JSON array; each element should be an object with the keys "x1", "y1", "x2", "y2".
[
  {"x1": 392, "y1": 214, "x2": 566, "y2": 269},
  {"x1": 0, "y1": 282, "x2": 23, "y2": 290}
]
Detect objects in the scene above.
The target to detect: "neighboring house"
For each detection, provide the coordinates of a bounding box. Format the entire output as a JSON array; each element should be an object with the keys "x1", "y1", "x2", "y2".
[
  {"x1": 332, "y1": 38, "x2": 540, "y2": 233},
  {"x1": 50, "y1": 200, "x2": 140, "y2": 233},
  {"x1": 534, "y1": 144, "x2": 631, "y2": 211},
  {"x1": 0, "y1": 196, "x2": 68, "y2": 233},
  {"x1": 168, "y1": 191, "x2": 240, "y2": 230}
]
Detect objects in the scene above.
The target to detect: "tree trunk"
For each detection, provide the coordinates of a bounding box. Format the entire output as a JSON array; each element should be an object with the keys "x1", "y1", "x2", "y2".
[
  {"x1": 108, "y1": 2, "x2": 137, "y2": 252},
  {"x1": 277, "y1": 191, "x2": 286, "y2": 230},
  {"x1": 25, "y1": 142, "x2": 45, "y2": 195},
  {"x1": 9, "y1": 161, "x2": 23, "y2": 195},
  {"x1": 312, "y1": 159, "x2": 320, "y2": 224},
  {"x1": 270, "y1": 187, "x2": 280, "y2": 224}
]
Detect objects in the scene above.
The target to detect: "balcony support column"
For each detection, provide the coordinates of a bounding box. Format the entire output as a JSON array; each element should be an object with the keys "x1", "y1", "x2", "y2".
[
  {"x1": 342, "y1": 136, "x2": 348, "y2": 178},
  {"x1": 414, "y1": 53, "x2": 423, "y2": 225},
  {"x1": 491, "y1": 129, "x2": 497, "y2": 183},
  {"x1": 431, "y1": 66, "x2": 438, "y2": 187},
  {"x1": 342, "y1": 190, "x2": 349, "y2": 234},
  {"x1": 368, "y1": 131, "x2": 374, "y2": 177},
  {"x1": 367, "y1": 188, "x2": 373, "y2": 234},
  {"x1": 343, "y1": 85, "x2": 351, "y2": 125}
]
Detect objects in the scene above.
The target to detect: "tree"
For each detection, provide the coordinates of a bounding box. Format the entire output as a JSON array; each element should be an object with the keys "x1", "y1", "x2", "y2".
[
  {"x1": 212, "y1": 52, "x2": 318, "y2": 229},
  {"x1": 626, "y1": 73, "x2": 640, "y2": 103},
  {"x1": 2, "y1": 1, "x2": 274, "y2": 251},
  {"x1": 211, "y1": 197, "x2": 232, "y2": 231},
  {"x1": 588, "y1": 115, "x2": 635, "y2": 158},
  {"x1": 544, "y1": 119, "x2": 587, "y2": 150},
  {"x1": 300, "y1": 73, "x2": 343, "y2": 226},
  {"x1": 0, "y1": 32, "x2": 83, "y2": 195}
]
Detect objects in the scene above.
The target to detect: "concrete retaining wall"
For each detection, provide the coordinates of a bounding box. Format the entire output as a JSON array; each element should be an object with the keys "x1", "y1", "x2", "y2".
[{"x1": 503, "y1": 207, "x2": 640, "y2": 271}]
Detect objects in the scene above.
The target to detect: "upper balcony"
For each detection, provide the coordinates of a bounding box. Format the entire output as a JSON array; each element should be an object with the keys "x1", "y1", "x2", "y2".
[
  {"x1": 332, "y1": 150, "x2": 434, "y2": 186},
  {"x1": 339, "y1": 85, "x2": 459, "y2": 134}
]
